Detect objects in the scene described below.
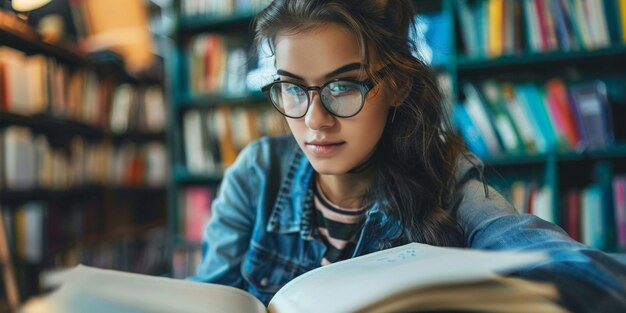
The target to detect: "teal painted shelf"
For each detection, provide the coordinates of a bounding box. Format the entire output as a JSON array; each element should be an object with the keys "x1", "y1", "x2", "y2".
[
  {"x1": 484, "y1": 144, "x2": 626, "y2": 167},
  {"x1": 457, "y1": 45, "x2": 626, "y2": 71},
  {"x1": 177, "y1": 90, "x2": 266, "y2": 108},
  {"x1": 178, "y1": 12, "x2": 257, "y2": 32},
  {"x1": 173, "y1": 166, "x2": 224, "y2": 184}
]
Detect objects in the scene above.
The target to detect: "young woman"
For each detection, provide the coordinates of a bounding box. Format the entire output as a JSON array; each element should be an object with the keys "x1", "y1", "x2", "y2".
[{"x1": 192, "y1": 0, "x2": 626, "y2": 311}]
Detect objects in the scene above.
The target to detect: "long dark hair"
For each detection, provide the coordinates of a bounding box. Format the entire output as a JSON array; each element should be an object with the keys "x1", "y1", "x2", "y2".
[{"x1": 253, "y1": 0, "x2": 467, "y2": 246}]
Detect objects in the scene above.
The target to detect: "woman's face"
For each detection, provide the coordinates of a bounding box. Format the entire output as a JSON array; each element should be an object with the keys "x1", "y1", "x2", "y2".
[{"x1": 274, "y1": 23, "x2": 392, "y2": 175}]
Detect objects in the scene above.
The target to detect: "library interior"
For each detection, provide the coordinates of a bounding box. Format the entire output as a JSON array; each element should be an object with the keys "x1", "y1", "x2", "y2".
[{"x1": 1, "y1": 0, "x2": 626, "y2": 311}]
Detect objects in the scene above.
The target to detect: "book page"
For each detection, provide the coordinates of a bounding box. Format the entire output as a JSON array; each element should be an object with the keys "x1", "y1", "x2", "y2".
[
  {"x1": 268, "y1": 243, "x2": 548, "y2": 313},
  {"x1": 359, "y1": 276, "x2": 565, "y2": 313},
  {"x1": 20, "y1": 265, "x2": 267, "y2": 313}
]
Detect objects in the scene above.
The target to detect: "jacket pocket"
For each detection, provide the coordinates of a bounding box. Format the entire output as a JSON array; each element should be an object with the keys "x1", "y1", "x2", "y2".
[{"x1": 242, "y1": 243, "x2": 309, "y2": 305}]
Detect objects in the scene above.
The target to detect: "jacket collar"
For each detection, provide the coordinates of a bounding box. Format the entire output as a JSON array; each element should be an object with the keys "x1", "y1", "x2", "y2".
[
  {"x1": 265, "y1": 140, "x2": 483, "y2": 243},
  {"x1": 264, "y1": 143, "x2": 402, "y2": 244},
  {"x1": 266, "y1": 146, "x2": 315, "y2": 238}
]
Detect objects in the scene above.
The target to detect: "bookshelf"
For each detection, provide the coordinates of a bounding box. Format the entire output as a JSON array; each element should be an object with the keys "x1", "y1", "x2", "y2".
[
  {"x1": 165, "y1": 0, "x2": 626, "y2": 278},
  {"x1": 167, "y1": 0, "x2": 281, "y2": 277},
  {"x1": 418, "y1": 0, "x2": 626, "y2": 253},
  {"x1": 0, "y1": 6, "x2": 169, "y2": 303}
]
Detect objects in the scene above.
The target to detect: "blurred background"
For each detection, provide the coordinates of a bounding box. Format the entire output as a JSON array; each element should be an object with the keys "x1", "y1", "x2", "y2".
[{"x1": 0, "y1": 0, "x2": 625, "y2": 311}]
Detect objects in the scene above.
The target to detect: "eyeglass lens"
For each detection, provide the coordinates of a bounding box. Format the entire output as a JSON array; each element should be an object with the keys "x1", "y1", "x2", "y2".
[{"x1": 269, "y1": 81, "x2": 364, "y2": 118}]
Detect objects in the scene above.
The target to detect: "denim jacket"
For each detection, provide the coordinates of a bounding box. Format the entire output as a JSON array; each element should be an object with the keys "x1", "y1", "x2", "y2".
[{"x1": 192, "y1": 135, "x2": 626, "y2": 312}]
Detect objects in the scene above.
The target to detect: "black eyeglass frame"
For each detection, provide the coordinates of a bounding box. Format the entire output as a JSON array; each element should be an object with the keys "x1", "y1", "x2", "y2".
[{"x1": 261, "y1": 77, "x2": 377, "y2": 119}]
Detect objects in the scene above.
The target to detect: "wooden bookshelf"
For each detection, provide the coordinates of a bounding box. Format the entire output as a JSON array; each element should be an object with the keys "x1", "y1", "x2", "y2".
[
  {"x1": 0, "y1": 4, "x2": 169, "y2": 302},
  {"x1": 0, "y1": 112, "x2": 104, "y2": 139}
]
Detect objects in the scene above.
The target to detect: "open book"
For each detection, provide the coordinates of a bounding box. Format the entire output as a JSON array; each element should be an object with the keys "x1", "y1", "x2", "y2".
[{"x1": 20, "y1": 243, "x2": 567, "y2": 313}]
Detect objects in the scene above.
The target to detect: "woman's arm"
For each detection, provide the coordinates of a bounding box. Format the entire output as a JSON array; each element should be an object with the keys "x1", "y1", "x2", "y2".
[
  {"x1": 455, "y1": 179, "x2": 626, "y2": 312},
  {"x1": 190, "y1": 143, "x2": 258, "y2": 288}
]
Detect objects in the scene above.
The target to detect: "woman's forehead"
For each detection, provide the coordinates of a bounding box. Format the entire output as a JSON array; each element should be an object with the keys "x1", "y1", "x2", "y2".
[{"x1": 273, "y1": 24, "x2": 375, "y2": 81}]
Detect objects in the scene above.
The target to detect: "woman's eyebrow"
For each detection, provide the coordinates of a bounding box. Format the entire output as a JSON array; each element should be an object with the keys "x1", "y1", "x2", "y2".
[{"x1": 276, "y1": 62, "x2": 364, "y2": 81}]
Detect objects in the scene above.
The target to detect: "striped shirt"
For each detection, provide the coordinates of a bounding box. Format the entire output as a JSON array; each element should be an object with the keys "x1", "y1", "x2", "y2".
[{"x1": 313, "y1": 181, "x2": 367, "y2": 266}]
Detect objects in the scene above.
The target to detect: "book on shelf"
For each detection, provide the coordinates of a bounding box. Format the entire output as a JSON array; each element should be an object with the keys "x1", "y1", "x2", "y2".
[
  {"x1": 455, "y1": 0, "x2": 625, "y2": 58},
  {"x1": 545, "y1": 79, "x2": 581, "y2": 149},
  {"x1": 181, "y1": 186, "x2": 213, "y2": 243},
  {"x1": 500, "y1": 82, "x2": 538, "y2": 153},
  {"x1": 187, "y1": 33, "x2": 250, "y2": 97},
  {"x1": 581, "y1": 184, "x2": 608, "y2": 250},
  {"x1": 454, "y1": 78, "x2": 617, "y2": 159},
  {"x1": 412, "y1": 10, "x2": 452, "y2": 66},
  {"x1": 461, "y1": 82, "x2": 502, "y2": 155},
  {"x1": 568, "y1": 80, "x2": 614, "y2": 150},
  {"x1": 564, "y1": 189, "x2": 581, "y2": 242},
  {"x1": 180, "y1": 0, "x2": 269, "y2": 18},
  {"x1": 20, "y1": 243, "x2": 566, "y2": 313},
  {"x1": 614, "y1": 175, "x2": 626, "y2": 250},
  {"x1": 0, "y1": 126, "x2": 167, "y2": 190},
  {"x1": 620, "y1": 0, "x2": 626, "y2": 43},
  {"x1": 2, "y1": 126, "x2": 36, "y2": 191},
  {"x1": 480, "y1": 80, "x2": 525, "y2": 154},
  {"x1": 452, "y1": 103, "x2": 489, "y2": 158}
]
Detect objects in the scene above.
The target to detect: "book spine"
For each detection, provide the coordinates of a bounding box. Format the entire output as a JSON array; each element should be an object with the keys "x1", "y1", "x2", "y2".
[
  {"x1": 488, "y1": 0, "x2": 504, "y2": 57},
  {"x1": 620, "y1": 0, "x2": 626, "y2": 43},
  {"x1": 550, "y1": 0, "x2": 573, "y2": 51},
  {"x1": 452, "y1": 104, "x2": 489, "y2": 158},
  {"x1": 613, "y1": 176, "x2": 626, "y2": 249},
  {"x1": 457, "y1": 0, "x2": 480, "y2": 58},
  {"x1": 565, "y1": 189, "x2": 581, "y2": 241}
]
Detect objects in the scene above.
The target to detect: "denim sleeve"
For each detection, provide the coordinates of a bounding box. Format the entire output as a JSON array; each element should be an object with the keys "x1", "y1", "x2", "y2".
[
  {"x1": 189, "y1": 143, "x2": 258, "y2": 288},
  {"x1": 455, "y1": 179, "x2": 626, "y2": 313}
]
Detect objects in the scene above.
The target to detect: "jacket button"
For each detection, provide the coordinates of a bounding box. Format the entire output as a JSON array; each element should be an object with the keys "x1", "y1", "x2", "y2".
[{"x1": 260, "y1": 277, "x2": 269, "y2": 287}]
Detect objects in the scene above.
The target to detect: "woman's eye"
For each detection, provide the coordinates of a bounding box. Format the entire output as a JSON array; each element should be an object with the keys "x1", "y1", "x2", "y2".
[
  {"x1": 285, "y1": 85, "x2": 305, "y2": 95},
  {"x1": 329, "y1": 82, "x2": 358, "y2": 95}
]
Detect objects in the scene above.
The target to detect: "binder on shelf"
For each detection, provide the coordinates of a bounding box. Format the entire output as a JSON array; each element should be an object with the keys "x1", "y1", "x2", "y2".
[
  {"x1": 462, "y1": 82, "x2": 503, "y2": 155},
  {"x1": 452, "y1": 104, "x2": 489, "y2": 159},
  {"x1": 581, "y1": 185, "x2": 608, "y2": 250},
  {"x1": 480, "y1": 81, "x2": 525, "y2": 154},
  {"x1": 456, "y1": 0, "x2": 481, "y2": 58},
  {"x1": 545, "y1": 79, "x2": 581, "y2": 149},
  {"x1": 500, "y1": 83, "x2": 538, "y2": 153},
  {"x1": 568, "y1": 81, "x2": 614, "y2": 150}
]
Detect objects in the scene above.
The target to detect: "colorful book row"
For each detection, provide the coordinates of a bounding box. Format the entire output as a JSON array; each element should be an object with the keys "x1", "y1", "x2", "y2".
[
  {"x1": 456, "y1": 0, "x2": 626, "y2": 59},
  {"x1": 453, "y1": 79, "x2": 614, "y2": 158},
  {"x1": 182, "y1": 105, "x2": 284, "y2": 174},
  {"x1": 0, "y1": 126, "x2": 168, "y2": 191},
  {"x1": 1, "y1": 201, "x2": 168, "y2": 272},
  {"x1": 0, "y1": 46, "x2": 166, "y2": 134},
  {"x1": 506, "y1": 174, "x2": 626, "y2": 251},
  {"x1": 180, "y1": 0, "x2": 269, "y2": 18}
]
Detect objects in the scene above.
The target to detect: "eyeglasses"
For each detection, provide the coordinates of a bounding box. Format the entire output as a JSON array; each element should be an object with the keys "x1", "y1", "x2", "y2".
[{"x1": 261, "y1": 77, "x2": 376, "y2": 119}]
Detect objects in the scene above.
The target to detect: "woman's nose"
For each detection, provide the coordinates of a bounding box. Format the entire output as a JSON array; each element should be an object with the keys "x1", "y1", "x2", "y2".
[{"x1": 304, "y1": 90, "x2": 335, "y2": 130}]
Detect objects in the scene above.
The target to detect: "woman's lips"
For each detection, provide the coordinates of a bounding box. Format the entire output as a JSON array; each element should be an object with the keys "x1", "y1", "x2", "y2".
[{"x1": 305, "y1": 142, "x2": 345, "y2": 157}]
